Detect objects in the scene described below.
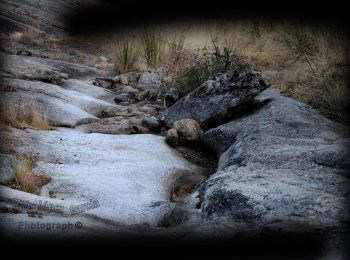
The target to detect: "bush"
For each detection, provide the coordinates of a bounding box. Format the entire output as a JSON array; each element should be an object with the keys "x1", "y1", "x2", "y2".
[
  {"x1": 282, "y1": 28, "x2": 318, "y2": 73},
  {"x1": 161, "y1": 38, "x2": 251, "y2": 96},
  {"x1": 280, "y1": 61, "x2": 349, "y2": 120},
  {"x1": 279, "y1": 27, "x2": 349, "y2": 121},
  {"x1": 302, "y1": 62, "x2": 349, "y2": 119}
]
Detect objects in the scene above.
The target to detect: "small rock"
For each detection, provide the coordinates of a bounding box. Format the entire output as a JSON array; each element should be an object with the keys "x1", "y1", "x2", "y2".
[
  {"x1": 95, "y1": 78, "x2": 114, "y2": 88},
  {"x1": 125, "y1": 71, "x2": 141, "y2": 83},
  {"x1": 142, "y1": 117, "x2": 162, "y2": 132},
  {"x1": 121, "y1": 85, "x2": 138, "y2": 94},
  {"x1": 173, "y1": 118, "x2": 203, "y2": 143},
  {"x1": 119, "y1": 75, "x2": 129, "y2": 85},
  {"x1": 114, "y1": 94, "x2": 129, "y2": 103},
  {"x1": 165, "y1": 128, "x2": 179, "y2": 147},
  {"x1": 138, "y1": 89, "x2": 150, "y2": 101},
  {"x1": 113, "y1": 72, "x2": 140, "y2": 85},
  {"x1": 138, "y1": 71, "x2": 161, "y2": 88},
  {"x1": 112, "y1": 76, "x2": 120, "y2": 83}
]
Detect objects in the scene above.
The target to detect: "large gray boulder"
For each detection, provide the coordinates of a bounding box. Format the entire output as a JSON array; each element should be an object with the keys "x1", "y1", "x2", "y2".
[
  {"x1": 163, "y1": 70, "x2": 270, "y2": 129},
  {"x1": 199, "y1": 89, "x2": 350, "y2": 230}
]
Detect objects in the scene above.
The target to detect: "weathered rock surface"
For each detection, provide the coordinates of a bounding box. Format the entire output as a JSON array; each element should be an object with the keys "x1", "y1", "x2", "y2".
[
  {"x1": 0, "y1": 52, "x2": 68, "y2": 85},
  {"x1": 62, "y1": 79, "x2": 116, "y2": 103},
  {"x1": 74, "y1": 103, "x2": 163, "y2": 135},
  {"x1": 0, "y1": 78, "x2": 122, "y2": 127},
  {"x1": 164, "y1": 70, "x2": 270, "y2": 129},
  {"x1": 1, "y1": 53, "x2": 113, "y2": 81},
  {"x1": 0, "y1": 0, "x2": 77, "y2": 35},
  {"x1": 0, "y1": 128, "x2": 202, "y2": 228},
  {"x1": 173, "y1": 118, "x2": 203, "y2": 144},
  {"x1": 199, "y1": 89, "x2": 350, "y2": 229},
  {"x1": 1, "y1": 42, "x2": 106, "y2": 69},
  {"x1": 94, "y1": 77, "x2": 115, "y2": 88},
  {"x1": 0, "y1": 153, "x2": 15, "y2": 184},
  {"x1": 138, "y1": 71, "x2": 163, "y2": 88},
  {"x1": 142, "y1": 117, "x2": 162, "y2": 132}
]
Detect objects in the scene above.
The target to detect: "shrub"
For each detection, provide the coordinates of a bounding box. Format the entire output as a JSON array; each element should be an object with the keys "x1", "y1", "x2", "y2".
[
  {"x1": 281, "y1": 28, "x2": 318, "y2": 73},
  {"x1": 288, "y1": 62, "x2": 349, "y2": 120},
  {"x1": 278, "y1": 26, "x2": 349, "y2": 120},
  {"x1": 161, "y1": 38, "x2": 250, "y2": 96}
]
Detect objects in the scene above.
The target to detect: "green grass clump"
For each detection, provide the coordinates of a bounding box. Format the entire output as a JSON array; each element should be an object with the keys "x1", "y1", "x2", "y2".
[
  {"x1": 116, "y1": 34, "x2": 138, "y2": 72},
  {"x1": 142, "y1": 28, "x2": 165, "y2": 67}
]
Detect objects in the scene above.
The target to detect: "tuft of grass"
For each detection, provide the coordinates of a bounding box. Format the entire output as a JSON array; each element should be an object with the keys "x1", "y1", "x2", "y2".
[
  {"x1": 10, "y1": 156, "x2": 51, "y2": 194},
  {"x1": 6, "y1": 19, "x2": 64, "y2": 50},
  {"x1": 0, "y1": 101, "x2": 52, "y2": 130},
  {"x1": 27, "y1": 102, "x2": 52, "y2": 130},
  {"x1": 142, "y1": 28, "x2": 165, "y2": 67},
  {"x1": 8, "y1": 28, "x2": 40, "y2": 45},
  {"x1": 115, "y1": 34, "x2": 139, "y2": 73}
]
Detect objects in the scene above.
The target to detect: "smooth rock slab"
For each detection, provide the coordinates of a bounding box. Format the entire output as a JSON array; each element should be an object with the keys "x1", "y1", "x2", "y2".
[
  {"x1": 0, "y1": 52, "x2": 68, "y2": 84},
  {"x1": 0, "y1": 78, "x2": 122, "y2": 127},
  {"x1": 0, "y1": 53, "x2": 113, "y2": 82},
  {"x1": 0, "y1": 128, "x2": 201, "y2": 227}
]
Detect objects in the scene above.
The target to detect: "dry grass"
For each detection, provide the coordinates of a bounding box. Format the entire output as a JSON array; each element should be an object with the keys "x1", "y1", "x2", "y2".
[
  {"x1": 5, "y1": 17, "x2": 65, "y2": 51},
  {"x1": 13, "y1": 19, "x2": 342, "y2": 120},
  {"x1": 10, "y1": 156, "x2": 51, "y2": 194},
  {"x1": 0, "y1": 101, "x2": 52, "y2": 130},
  {"x1": 99, "y1": 21, "x2": 348, "y2": 120}
]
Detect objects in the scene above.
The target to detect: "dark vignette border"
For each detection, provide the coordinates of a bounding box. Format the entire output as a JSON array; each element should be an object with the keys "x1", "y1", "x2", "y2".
[{"x1": 0, "y1": 0, "x2": 349, "y2": 258}]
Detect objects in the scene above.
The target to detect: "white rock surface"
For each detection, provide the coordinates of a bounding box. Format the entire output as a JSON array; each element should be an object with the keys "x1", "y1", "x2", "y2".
[
  {"x1": 0, "y1": 127, "x2": 201, "y2": 230},
  {"x1": 0, "y1": 78, "x2": 123, "y2": 127}
]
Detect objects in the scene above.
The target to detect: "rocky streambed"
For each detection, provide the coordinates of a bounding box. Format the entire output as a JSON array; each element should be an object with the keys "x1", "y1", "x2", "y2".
[
  {"x1": 0, "y1": 46, "x2": 217, "y2": 238},
  {"x1": 0, "y1": 23, "x2": 349, "y2": 259},
  {"x1": 0, "y1": 54, "x2": 348, "y2": 237}
]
